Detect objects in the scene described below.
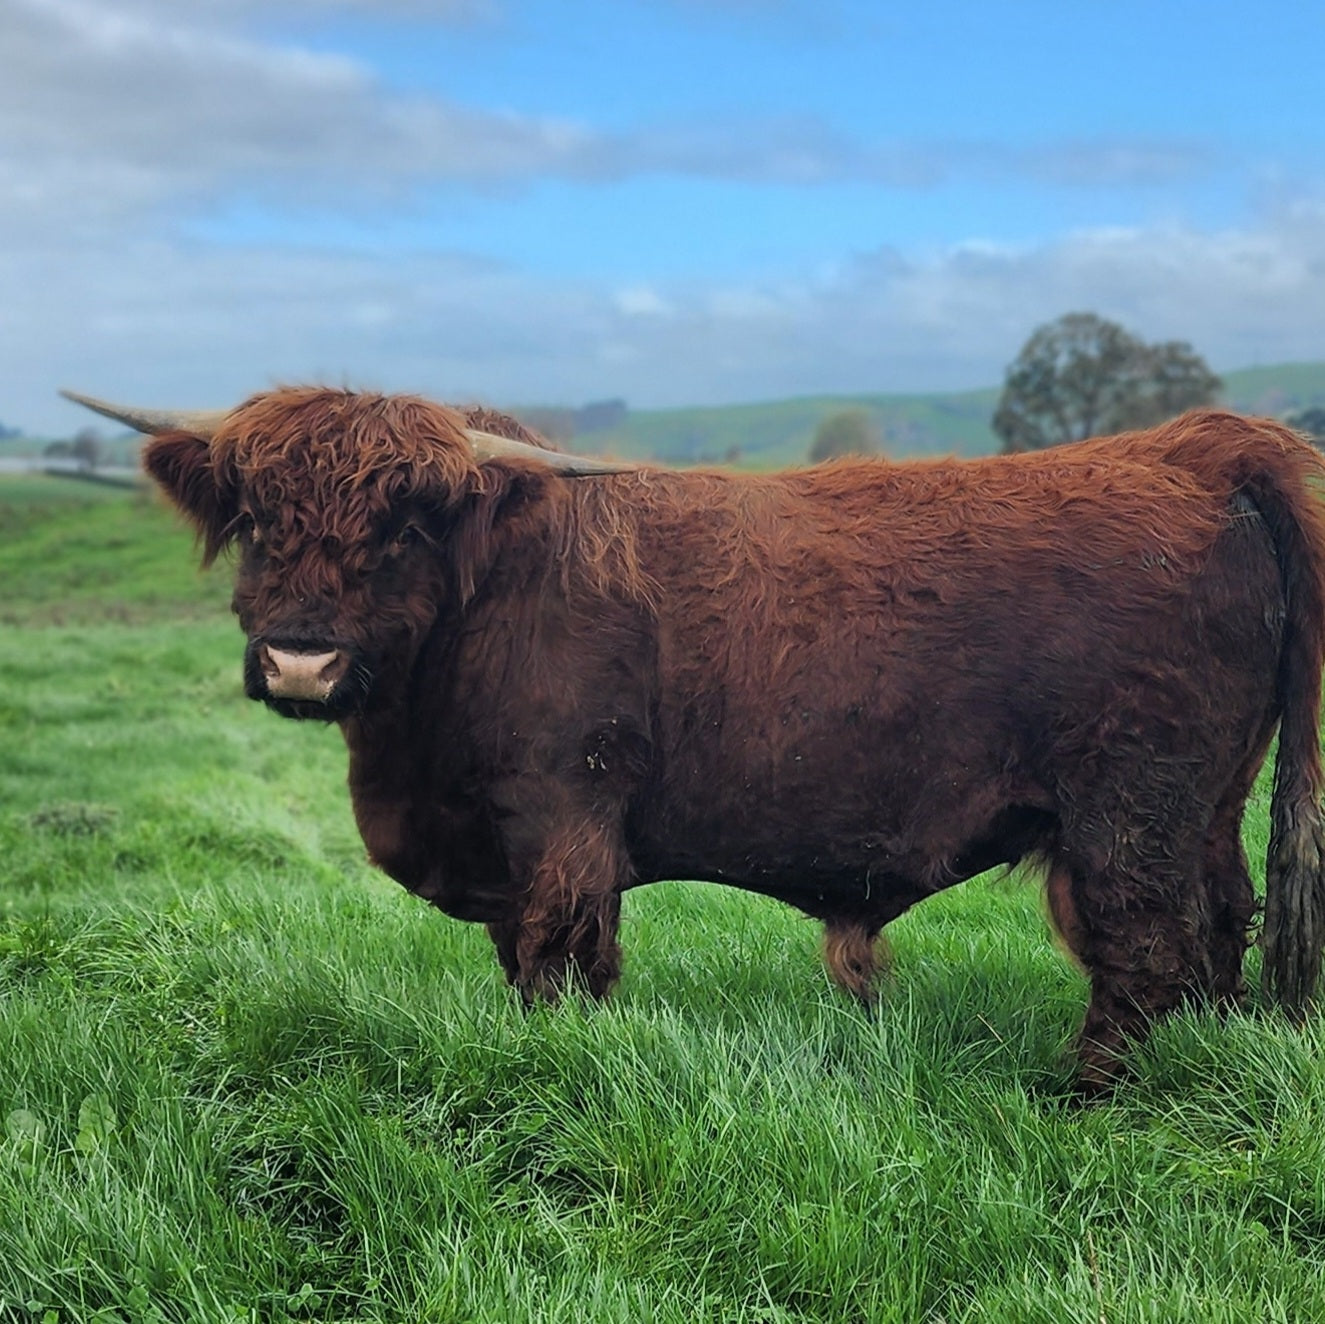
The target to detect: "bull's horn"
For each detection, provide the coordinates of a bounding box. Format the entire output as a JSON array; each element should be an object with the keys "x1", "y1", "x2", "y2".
[
  {"x1": 464, "y1": 428, "x2": 636, "y2": 475},
  {"x1": 59, "y1": 390, "x2": 230, "y2": 438},
  {"x1": 61, "y1": 390, "x2": 634, "y2": 475}
]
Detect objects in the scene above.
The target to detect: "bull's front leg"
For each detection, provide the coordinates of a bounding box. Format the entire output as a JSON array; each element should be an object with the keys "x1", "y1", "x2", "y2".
[{"x1": 498, "y1": 799, "x2": 632, "y2": 1004}]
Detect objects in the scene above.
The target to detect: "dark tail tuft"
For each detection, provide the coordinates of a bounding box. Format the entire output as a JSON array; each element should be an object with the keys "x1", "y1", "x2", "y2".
[
  {"x1": 1263, "y1": 758, "x2": 1325, "y2": 1019},
  {"x1": 1228, "y1": 421, "x2": 1325, "y2": 1017}
]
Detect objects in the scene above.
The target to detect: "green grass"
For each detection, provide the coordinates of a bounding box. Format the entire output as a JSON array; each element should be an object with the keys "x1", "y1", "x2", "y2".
[
  {"x1": 0, "y1": 473, "x2": 140, "y2": 505},
  {"x1": 0, "y1": 481, "x2": 231, "y2": 626},
  {"x1": 3, "y1": 487, "x2": 1325, "y2": 1321}
]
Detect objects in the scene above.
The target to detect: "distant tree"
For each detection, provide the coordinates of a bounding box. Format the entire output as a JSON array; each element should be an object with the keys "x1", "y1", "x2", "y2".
[
  {"x1": 512, "y1": 399, "x2": 629, "y2": 444},
  {"x1": 992, "y1": 312, "x2": 1222, "y2": 453},
  {"x1": 70, "y1": 427, "x2": 103, "y2": 472},
  {"x1": 722, "y1": 444, "x2": 742, "y2": 466},
  {"x1": 43, "y1": 439, "x2": 73, "y2": 459},
  {"x1": 809, "y1": 409, "x2": 883, "y2": 463},
  {"x1": 1288, "y1": 406, "x2": 1325, "y2": 445},
  {"x1": 1125, "y1": 339, "x2": 1224, "y2": 429},
  {"x1": 575, "y1": 399, "x2": 628, "y2": 433}
]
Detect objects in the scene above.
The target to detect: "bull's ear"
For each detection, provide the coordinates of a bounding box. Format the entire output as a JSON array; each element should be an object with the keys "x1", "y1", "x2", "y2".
[{"x1": 142, "y1": 431, "x2": 238, "y2": 565}]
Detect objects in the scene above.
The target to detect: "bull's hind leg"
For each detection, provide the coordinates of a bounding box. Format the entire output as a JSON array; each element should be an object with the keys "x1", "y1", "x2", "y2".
[
  {"x1": 1199, "y1": 739, "x2": 1273, "y2": 1007},
  {"x1": 1200, "y1": 797, "x2": 1257, "y2": 1007},
  {"x1": 1056, "y1": 815, "x2": 1214, "y2": 1089},
  {"x1": 1069, "y1": 878, "x2": 1211, "y2": 1089}
]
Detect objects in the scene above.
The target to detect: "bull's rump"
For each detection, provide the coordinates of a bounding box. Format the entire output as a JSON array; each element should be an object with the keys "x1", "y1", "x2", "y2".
[{"x1": 628, "y1": 451, "x2": 1285, "y2": 910}]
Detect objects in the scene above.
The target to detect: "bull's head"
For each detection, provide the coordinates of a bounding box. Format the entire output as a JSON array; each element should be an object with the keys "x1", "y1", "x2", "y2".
[{"x1": 63, "y1": 387, "x2": 630, "y2": 722}]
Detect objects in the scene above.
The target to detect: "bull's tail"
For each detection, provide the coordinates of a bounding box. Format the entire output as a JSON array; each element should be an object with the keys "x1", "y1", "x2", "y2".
[
  {"x1": 1159, "y1": 412, "x2": 1325, "y2": 1016},
  {"x1": 1222, "y1": 420, "x2": 1325, "y2": 1017}
]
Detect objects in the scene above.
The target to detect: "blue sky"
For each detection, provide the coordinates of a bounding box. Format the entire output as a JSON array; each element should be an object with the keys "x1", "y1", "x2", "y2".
[{"x1": 4, "y1": 0, "x2": 1324, "y2": 434}]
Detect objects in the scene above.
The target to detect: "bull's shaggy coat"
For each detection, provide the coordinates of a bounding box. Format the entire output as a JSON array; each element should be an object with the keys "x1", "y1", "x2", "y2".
[{"x1": 137, "y1": 390, "x2": 1325, "y2": 1087}]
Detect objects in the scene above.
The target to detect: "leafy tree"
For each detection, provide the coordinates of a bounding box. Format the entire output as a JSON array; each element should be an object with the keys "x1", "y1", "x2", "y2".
[
  {"x1": 992, "y1": 312, "x2": 1221, "y2": 453},
  {"x1": 70, "y1": 427, "x2": 103, "y2": 472},
  {"x1": 1287, "y1": 406, "x2": 1325, "y2": 445},
  {"x1": 809, "y1": 409, "x2": 883, "y2": 463}
]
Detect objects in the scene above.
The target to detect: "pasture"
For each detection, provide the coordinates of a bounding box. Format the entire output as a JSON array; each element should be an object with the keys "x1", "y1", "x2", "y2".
[{"x1": 2, "y1": 478, "x2": 1325, "y2": 1322}]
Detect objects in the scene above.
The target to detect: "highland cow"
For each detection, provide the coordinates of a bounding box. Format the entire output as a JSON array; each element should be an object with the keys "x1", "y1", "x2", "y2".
[{"x1": 66, "y1": 387, "x2": 1325, "y2": 1086}]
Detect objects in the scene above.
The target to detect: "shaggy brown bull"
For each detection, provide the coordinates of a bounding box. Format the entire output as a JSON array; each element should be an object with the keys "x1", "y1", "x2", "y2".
[{"x1": 67, "y1": 387, "x2": 1325, "y2": 1086}]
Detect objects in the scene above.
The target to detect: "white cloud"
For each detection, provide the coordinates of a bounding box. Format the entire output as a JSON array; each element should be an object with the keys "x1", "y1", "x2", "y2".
[
  {"x1": 614, "y1": 286, "x2": 673, "y2": 317},
  {"x1": 1019, "y1": 139, "x2": 1218, "y2": 188},
  {"x1": 3, "y1": 0, "x2": 1324, "y2": 435},
  {"x1": 0, "y1": 0, "x2": 1225, "y2": 242},
  {"x1": 10, "y1": 203, "x2": 1325, "y2": 435},
  {"x1": 77, "y1": 0, "x2": 496, "y2": 19},
  {"x1": 0, "y1": 0, "x2": 630, "y2": 258}
]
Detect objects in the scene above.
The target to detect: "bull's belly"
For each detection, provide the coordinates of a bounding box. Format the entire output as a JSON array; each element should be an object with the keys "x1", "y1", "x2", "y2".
[
  {"x1": 628, "y1": 852, "x2": 934, "y2": 923},
  {"x1": 624, "y1": 802, "x2": 1056, "y2": 921}
]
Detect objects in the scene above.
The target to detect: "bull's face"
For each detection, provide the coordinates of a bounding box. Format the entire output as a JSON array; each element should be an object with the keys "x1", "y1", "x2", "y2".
[
  {"x1": 62, "y1": 385, "x2": 626, "y2": 723},
  {"x1": 140, "y1": 389, "x2": 525, "y2": 723},
  {"x1": 229, "y1": 501, "x2": 448, "y2": 721}
]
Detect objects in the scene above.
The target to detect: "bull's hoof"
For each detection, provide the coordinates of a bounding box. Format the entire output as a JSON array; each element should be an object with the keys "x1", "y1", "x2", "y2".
[
  {"x1": 1074, "y1": 1034, "x2": 1131, "y2": 1097},
  {"x1": 516, "y1": 955, "x2": 619, "y2": 1008}
]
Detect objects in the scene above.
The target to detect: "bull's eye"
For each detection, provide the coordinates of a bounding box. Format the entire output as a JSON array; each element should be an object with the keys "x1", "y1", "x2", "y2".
[
  {"x1": 222, "y1": 510, "x2": 262, "y2": 548},
  {"x1": 393, "y1": 523, "x2": 428, "y2": 553}
]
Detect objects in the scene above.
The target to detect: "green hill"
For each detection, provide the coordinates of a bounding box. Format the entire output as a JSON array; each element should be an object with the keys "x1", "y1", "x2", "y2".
[
  {"x1": 570, "y1": 360, "x2": 1325, "y2": 467},
  {"x1": 574, "y1": 387, "x2": 1001, "y2": 467},
  {"x1": 1221, "y1": 362, "x2": 1325, "y2": 417}
]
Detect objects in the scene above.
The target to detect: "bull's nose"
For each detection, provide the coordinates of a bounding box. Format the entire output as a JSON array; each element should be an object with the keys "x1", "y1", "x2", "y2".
[{"x1": 258, "y1": 644, "x2": 349, "y2": 701}]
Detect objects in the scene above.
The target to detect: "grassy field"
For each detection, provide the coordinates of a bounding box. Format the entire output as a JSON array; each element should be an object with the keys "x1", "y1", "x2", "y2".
[{"x1": 3, "y1": 479, "x2": 1325, "y2": 1322}]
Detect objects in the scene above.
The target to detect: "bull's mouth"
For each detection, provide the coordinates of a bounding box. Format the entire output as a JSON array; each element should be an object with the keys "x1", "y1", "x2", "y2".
[{"x1": 243, "y1": 639, "x2": 370, "y2": 721}]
